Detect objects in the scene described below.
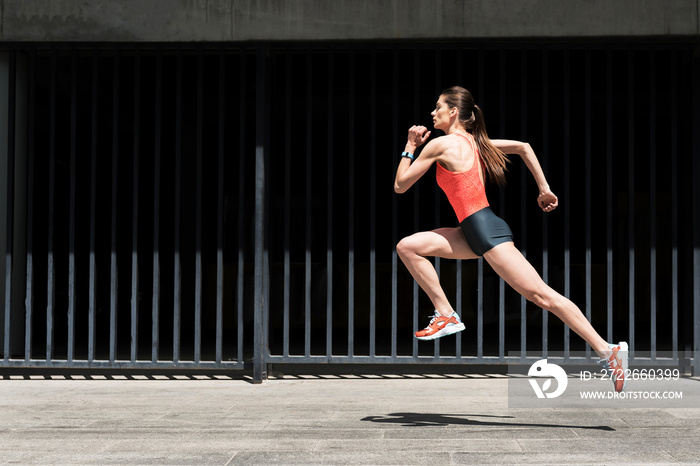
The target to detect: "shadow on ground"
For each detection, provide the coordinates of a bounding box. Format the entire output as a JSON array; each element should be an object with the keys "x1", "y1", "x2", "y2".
[{"x1": 361, "y1": 412, "x2": 615, "y2": 431}]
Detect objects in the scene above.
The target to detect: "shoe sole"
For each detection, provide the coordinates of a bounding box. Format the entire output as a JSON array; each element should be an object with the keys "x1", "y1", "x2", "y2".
[{"x1": 415, "y1": 323, "x2": 466, "y2": 341}]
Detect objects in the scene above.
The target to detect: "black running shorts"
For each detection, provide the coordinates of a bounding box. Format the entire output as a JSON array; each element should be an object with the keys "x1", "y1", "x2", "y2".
[{"x1": 459, "y1": 206, "x2": 514, "y2": 256}]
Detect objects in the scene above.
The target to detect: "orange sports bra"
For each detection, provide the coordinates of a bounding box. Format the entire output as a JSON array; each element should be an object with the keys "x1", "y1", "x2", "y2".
[{"x1": 435, "y1": 132, "x2": 489, "y2": 223}]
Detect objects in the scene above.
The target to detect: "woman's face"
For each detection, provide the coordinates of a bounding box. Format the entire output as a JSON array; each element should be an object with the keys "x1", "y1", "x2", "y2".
[{"x1": 431, "y1": 96, "x2": 454, "y2": 131}]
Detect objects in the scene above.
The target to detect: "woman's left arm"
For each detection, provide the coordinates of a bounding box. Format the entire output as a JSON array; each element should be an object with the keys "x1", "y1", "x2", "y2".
[
  {"x1": 394, "y1": 126, "x2": 441, "y2": 194},
  {"x1": 491, "y1": 139, "x2": 558, "y2": 212}
]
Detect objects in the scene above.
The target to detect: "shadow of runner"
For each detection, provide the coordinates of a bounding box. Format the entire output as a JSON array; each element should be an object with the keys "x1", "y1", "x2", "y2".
[{"x1": 361, "y1": 413, "x2": 614, "y2": 431}]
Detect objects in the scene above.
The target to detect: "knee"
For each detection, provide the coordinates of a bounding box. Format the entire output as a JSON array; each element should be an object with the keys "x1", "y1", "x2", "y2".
[
  {"x1": 396, "y1": 236, "x2": 417, "y2": 261},
  {"x1": 526, "y1": 287, "x2": 557, "y2": 311}
]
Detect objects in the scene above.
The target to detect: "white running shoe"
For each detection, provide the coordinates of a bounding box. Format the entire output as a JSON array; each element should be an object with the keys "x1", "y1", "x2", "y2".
[
  {"x1": 415, "y1": 310, "x2": 466, "y2": 341},
  {"x1": 598, "y1": 341, "x2": 629, "y2": 393}
]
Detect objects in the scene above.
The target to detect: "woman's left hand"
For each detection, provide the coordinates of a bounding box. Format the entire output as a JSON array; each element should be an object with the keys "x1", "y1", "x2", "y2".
[
  {"x1": 407, "y1": 125, "x2": 431, "y2": 149},
  {"x1": 538, "y1": 191, "x2": 558, "y2": 212}
]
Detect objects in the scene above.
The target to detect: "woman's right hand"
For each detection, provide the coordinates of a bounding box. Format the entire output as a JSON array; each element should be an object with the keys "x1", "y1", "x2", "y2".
[
  {"x1": 537, "y1": 190, "x2": 559, "y2": 213},
  {"x1": 407, "y1": 125, "x2": 431, "y2": 150}
]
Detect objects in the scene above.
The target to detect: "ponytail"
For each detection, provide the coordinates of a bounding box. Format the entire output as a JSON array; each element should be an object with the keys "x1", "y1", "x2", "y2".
[
  {"x1": 471, "y1": 104, "x2": 509, "y2": 187},
  {"x1": 440, "y1": 87, "x2": 509, "y2": 186}
]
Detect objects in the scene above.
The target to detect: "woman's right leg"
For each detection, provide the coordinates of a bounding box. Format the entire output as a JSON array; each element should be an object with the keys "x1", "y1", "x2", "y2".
[
  {"x1": 484, "y1": 242, "x2": 629, "y2": 392},
  {"x1": 482, "y1": 242, "x2": 611, "y2": 358}
]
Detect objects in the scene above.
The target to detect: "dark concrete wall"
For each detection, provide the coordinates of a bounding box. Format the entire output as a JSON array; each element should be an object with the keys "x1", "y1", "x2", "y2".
[{"x1": 1, "y1": 0, "x2": 698, "y2": 42}]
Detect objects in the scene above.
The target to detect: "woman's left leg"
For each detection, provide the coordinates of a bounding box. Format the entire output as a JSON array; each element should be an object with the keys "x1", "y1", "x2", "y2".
[
  {"x1": 483, "y1": 242, "x2": 610, "y2": 358},
  {"x1": 396, "y1": 227, "x2": 479, "y2": 316},
  {"x1": 397, "y1": 227, "x2": 477, "y2": 340}
]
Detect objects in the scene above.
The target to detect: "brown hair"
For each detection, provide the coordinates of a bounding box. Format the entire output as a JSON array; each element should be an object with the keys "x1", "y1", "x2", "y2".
[{"x1": 440, "y1": 86, "x2": 509, "y2": 186}]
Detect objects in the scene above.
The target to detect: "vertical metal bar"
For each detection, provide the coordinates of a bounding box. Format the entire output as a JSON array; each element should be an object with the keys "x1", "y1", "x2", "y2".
[
  {"x1": 412, "y1": 49, "x2": 420, "y2": 358},
  {"x1": 649, "y1": 51, "x2": 657, "y2": 360},
  {"x1": 237, "y1": 52, "x2": 246, "y2": 364},
  {"x1": 283, "y1": 50, "x2": 291, "y2": 358},
  {"x1": 348, "y1": 49, "x2": 355, "y2": 358},
  {"x1": 253, "y1": 44, "x2": 267, "y2": 383},
  {"x1": 152, "y1": 50, "x2": 162, "y2": 363},
  {"x1": 671, "y1": 51, "x2": 678, "y2": 360},
  {"x1": 628, "y1": 50, "x2": 635, "y2": 358},
  {"x1": 326, "y1": 50, "x2": 334, "y2": 359},
  {"x1": 455, "y1": 255, "x2": 462, "y2": 359},
  {"x1": 477, "y1": 49, "x2": 485, "y2": 359},
  {"x1": 541, "y1": 50, "x2": 549, "y2": 357},
  {"x1": 391, "y1": 48, "x2": 398, "y2": 359},
  {"x1": 215, "y1": 50, "x2": 225, "y2": 364},
  {"x1": 109, "y1": 51, "x2": 120, "y2": 363},
  {"x1": 693, "y1": 48, "x2": 700, "y2": 377},
  {"x1": 433, "y1": 48, "x2": 441, "y2": 358},
  {"x1": 563, "y1": 50, "x2": 571, "y2": 355},
  {"x1": 263, "y1": 128, "x2": 270, "y2": 372},
  {"x1": 131, "y1": 50, "x2": 141, "y2": 363},
  {"x1": 606, "y1": 49, "x2": 614, "y2": 344},
  {"x1": 584, "y1": 50, "x2": 592, "y2": 360},
  {"x1": 520, "y1": 49, "x2": 527, "y2": 358},
  {"x1": 194, "y1": 50, "x2": 203, "y2": 364},
  {"x1": 498, "y1": 50, "x2": 506, "y2": 361},
  {"x1": 369, "y1": 50, "x2": 377, "y2": 358},
  {"x1": 24, "y1": 49, "x2": 36, "y2": 362},
  {"x1": 8, "y1": 51, "x2": 26, "y2": 361},
  {"x1": 455, "y1": 47, "x2": 463, "y2": 358},
  {"x1": 47, "y1": 49, "x2": 57, "y2": 362},
  {"x1": 8, "y1": 48, "x2": 27, "y2": 363},
  {"x1": 68, "y1": 50, "x2": 77, "y2": 362},
  {"x1": 88, "y1": 51, "x2": 98, "y2": 363},
  {"x1": 0, "y1": 50, "x2": 27, "y2": 361},
  {"x1": 173, "y1": 50, "x2": 182, "y2": 363},
  {"x1": 3, "y1": 51, "x2": 16, "y2": 362},
  {"x1": 304, "y1": 51, "x2": 312, "y2": 358}
]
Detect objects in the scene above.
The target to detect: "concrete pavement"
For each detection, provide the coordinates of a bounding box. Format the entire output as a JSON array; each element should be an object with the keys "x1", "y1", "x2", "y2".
[{"x1": 1, "y1": 370, "x2": 699, "y2": 465}]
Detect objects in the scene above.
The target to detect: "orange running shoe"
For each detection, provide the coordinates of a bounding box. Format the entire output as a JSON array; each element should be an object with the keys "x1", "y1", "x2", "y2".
[
  {"x1": 599, "y1": 342, "x2": 629, "y2": 393},
  {"x1": 415, "y1": 310, "x2": 465, "y2": 341}
]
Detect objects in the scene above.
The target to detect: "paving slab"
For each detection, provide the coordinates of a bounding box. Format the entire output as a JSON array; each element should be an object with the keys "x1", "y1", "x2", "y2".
[{"x1": 0, "y1": 374, "x2": 698, "y2": 465}]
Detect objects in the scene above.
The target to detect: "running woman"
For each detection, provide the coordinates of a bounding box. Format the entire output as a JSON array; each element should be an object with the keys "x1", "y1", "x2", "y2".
[{"x1": 394, "y1": 86, "x2": 628, "y2": 392}]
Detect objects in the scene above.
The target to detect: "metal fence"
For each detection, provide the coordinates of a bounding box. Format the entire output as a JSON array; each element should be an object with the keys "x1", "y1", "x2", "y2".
[{"x1": 1, "y1": 42, "x2": 699, "y2": 383}]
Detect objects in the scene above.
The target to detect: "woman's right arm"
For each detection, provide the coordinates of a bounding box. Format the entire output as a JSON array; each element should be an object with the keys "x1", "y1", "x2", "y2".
[{"x1": 491, "y1": 139, "x2": 558, "y2": 212}]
